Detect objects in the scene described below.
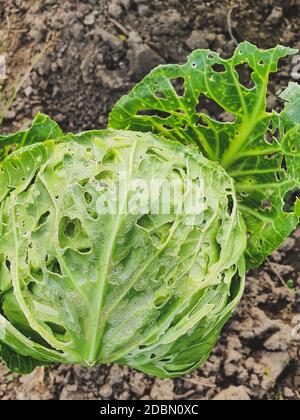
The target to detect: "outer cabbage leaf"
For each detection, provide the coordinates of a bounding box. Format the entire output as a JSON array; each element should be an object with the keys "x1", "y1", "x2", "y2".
[
  {"x1": 280, "y1": 82, "x2": 300, "y2": 195},
  {"x1": 0, "y1": 128, "x2": 246, "y2": 377},
  {"x1": 0, "y1": 113, "x2": 63, "y2": 161},
  {"x1": 0, "y1": 342, "x2": 46, "y2": 375},
  {"x1": 109, "y1": 42, "x2": 300, "y2": 268}
]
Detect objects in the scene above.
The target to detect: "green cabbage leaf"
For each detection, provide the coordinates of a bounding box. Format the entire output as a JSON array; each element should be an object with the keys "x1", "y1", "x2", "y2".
[
  {"x1": 0, "y1": 128, "x2": 245, "y2": 377},
  {"x1": 109, "y1": 42, "x2": 300, "y2": 268}
]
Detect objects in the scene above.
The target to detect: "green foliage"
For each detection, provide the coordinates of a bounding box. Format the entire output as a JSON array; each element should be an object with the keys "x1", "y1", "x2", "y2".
[
  {"x1": 109, "y1": 42, "x2": 300, "y2": 268},
  {"x1": 0, "y1": 42, "x2": 300, "y2": 378},
  {"x1": 0, "y1": 124, "x2": 246, "y2": 377}
]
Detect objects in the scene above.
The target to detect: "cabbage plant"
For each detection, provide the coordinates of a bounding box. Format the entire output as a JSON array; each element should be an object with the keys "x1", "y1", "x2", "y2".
[{"x1": 0, "y1": 42, "x2": 300, "y2": 378}]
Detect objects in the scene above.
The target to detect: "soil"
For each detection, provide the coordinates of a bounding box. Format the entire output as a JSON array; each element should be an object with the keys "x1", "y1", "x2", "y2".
[{"x1": 0, "y1": 0, "x2": 300, "y2": 401}]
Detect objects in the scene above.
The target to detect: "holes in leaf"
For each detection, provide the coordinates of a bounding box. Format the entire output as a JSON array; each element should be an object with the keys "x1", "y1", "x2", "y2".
[
  {"x1": 65, "y1": 219, "x2": 79, "y2": 238},
  {"x1": 80, "y1": 178, "x2": 89, "y2": 187},
  {"x1": 235, "y1": 63, "x2": 255, "y2": 89},
  {"x1": 196, "y1": 94, "x2": 235, "y2": 123},
  {"x1": 154, "y1": 295, "x2": 169, "y2": 307},
  {"x1": 170, "y1": 77, "x2": 185, "y2": 97},
  {"x1": 65, "y1": 221, "x2": 76, "y2": 238},
  {"x1": 63, "y1": 153, "x2": 72, "y2": 163},
  {"x1": 84, "y1": 192, "x2": 93, "y2": 205},
  {"x1": 137, "y1": 214, "x2": 152, "y2": 229},
  {"x1": 48, "y1": 258, "x2": 62, "y2": 276},
  {"x1": 266, "y1": 152, "x2": 277, "y2": 160},
  {"x1": 96, "y1": 171, "x2": 114, "y2": 181},
  {"x1": 167, "y1": 277, "x2": 175, "y2": 287},
  {"x1": 260, "y1": 199, "x2": 272, "y2": 212},
  {"x1": 283, "y1": 188, "x2": 300, "y2": 213},
  {"x1": 102, "y1": 149, "x2": 119, "y2": 164},
  {"x1": 87, "y1": 208, "x2": 98, "y2": 220},
  {"x1": 37, "y1": 211, "x2": 50, "y2": 227},
  {"x1": 212, "y1": 63, "x2": 226, "y2": 73},
  {"x1": 23, "y1": 170, "x2": 39, "y2": 193},
  {"x1": 264, "y1": 130, "x2": 274, "y2": 145},
  {"x1": 53, "y1": 161, "x2": 63, "y2": 172},
  {"x1": 155, "y1": 91, "x2": 166, "y2": 99},
  {"x1": 227, "y1": 195, "x2": 234, "y2": 215},
  {"x1": 281, "y1": 156, "x2": 287, "y2": 172},
  {"x1": 45, "y1": 322, "x2": 67, "y2": 337},
  {"x1": 5, "y1": 259, "x2": 11, "y2": 271},
  {"x1": 265, "y1": 121, "x2": 281, "y2": 145},
  {"x1": 196, "y1": 115, "x2": 209, "y2": 127},
  {"x1": 78, "y1": 247, "x2": 92, "y2": 254},
  {"x1": 59, "y1": 217, "x2": 90, "y2": 248},
  {"x1": 30, "y1": 267, "x2": 43, "y2": 282},
  {"x1": 155, "y1": 265, "x2": 167, "y2": 281},
  {"x1": 10, "y1": 160, "x2": 18, "y2": 170},
  {"x1": 137, "y1": 109, "x2": 171, "y2": 119}
]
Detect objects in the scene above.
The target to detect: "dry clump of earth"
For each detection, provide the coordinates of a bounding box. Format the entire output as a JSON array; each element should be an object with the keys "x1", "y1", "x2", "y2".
[{"x1": 0, "y1": 0, "x2": 300, "y2": 400}]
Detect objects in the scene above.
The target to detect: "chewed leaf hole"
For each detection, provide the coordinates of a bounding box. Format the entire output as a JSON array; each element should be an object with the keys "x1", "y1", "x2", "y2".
[
  {"x1": 10, "y1": 160, "x2": 18, "y2": 170},
  {"x1": 102, "y1": 149, "x2": 118, "y2": 164},
  {"x1": 212, "y1": 63, "x2": 226, "y2": 73},
  {"x1": 80, "y1": 178, "x2": 89, "y2": 187},
  {"x1": 5, "y1": 259, "x2": 11, "y2": 270},
  {"x1": 170, "y1": 77, "x2": 185, "y2": 97},
  {"x1": 37, "y1": 211, "x2": 50, "y2": 227},
  {"x1": 137, "y1": 109, "x2": 171, "y2": 119},
  {"x1": 48, "y1": 258, "x2": 62, "y2": 276},
  {"x1": 78, "y1": 247, "x2": 92, "y2": 254},
  {"x1": 84, "y1": 192, "x2": 93, "y2": 204},
  {"x1": 227, "y1": 195, "x2": 234, "y2": 215},
  {"x1": 265, "y1": 121, "x2": 281, "y2": 145},
  {"x1": 154, "y1": 295, "x2": 169, "y2": 307},
  {"x1": 45, "y1": 322, "x2": 67, "y2": 339},
  {"x1": 155, "y1": 91, "x2": 166, "y2": 99},
  {"x1": 266, "y1": 152, "x2": 277, "y2": 160},
  {"x1": 155, "y1": 265, "x2": 167, "y2": 281},
  {"x1": 96, "y1": 171, "x2": 114, "y2": 181},
  {"x1": 137, "y1": 214, "x2": 152, "y2": 229},
  {"x1": 235, "y1": 63, "x2": 255, "y2": 89},
  {"x1": 196, "y1": 94, "x2": 235, "y2": 123},
  {"x1": 196, "y1": 115, "x2": 209, "y2": 127},
  {"x1": 65, "y1": 221, "x2": 76, "y2": 237},
  {"x1": 260, "y1": 199, "x2": 272, "y2": 212},
  {"x1": 283, "y1": 188, "x2": 300, "y2": 213},
  {"x1": 264, "y1": 130, "x2": 274, "y2": 144},
  {"x1": 87, "y1": 208, "x2": 98, "y2": 220}
]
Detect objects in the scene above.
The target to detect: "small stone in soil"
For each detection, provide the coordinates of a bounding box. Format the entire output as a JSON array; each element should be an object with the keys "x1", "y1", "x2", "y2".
[{"x1": 186, "y1": 31, "x2": 209, "y2": 50}]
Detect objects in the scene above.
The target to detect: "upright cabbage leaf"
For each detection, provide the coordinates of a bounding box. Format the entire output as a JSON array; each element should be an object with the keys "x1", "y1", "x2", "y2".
[
  {"x1": 0, "y1": 113, "x2": 63, "y2": 161},
  {"x1": 0, "y1": 114, "x2": 66, "y2": 373},
  {"x1": 280, "y1": 82, "x2": 300, "y2": 188},
  {"x1": 0, "y1": 128, "x2": 246, "y2": 377},
  {"x1": 109, "y1": 42, "x2": 300, "y2": 268}
]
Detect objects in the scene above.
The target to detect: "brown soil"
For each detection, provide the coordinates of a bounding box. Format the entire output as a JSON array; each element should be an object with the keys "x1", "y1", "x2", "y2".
[{"x1": 0, "y1": 0, "x2": 300, "y2": 400}]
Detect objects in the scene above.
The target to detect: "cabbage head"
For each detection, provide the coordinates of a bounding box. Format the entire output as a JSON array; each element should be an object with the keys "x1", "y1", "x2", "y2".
[{"x1": 0, "y1": 128, "x2": 246, "y2": 377}]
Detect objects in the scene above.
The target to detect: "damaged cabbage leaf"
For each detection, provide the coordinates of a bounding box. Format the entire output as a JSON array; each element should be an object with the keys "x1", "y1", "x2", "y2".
[
  {"x1": 0, "y1": 128, "x2": 246, "y2": 377},
  {"x1": 0, "y1": 113, "x2": 63, "y2": 161},
  {"x1": 109, "y1": 42, "x2": 300, "y2": 268}
]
